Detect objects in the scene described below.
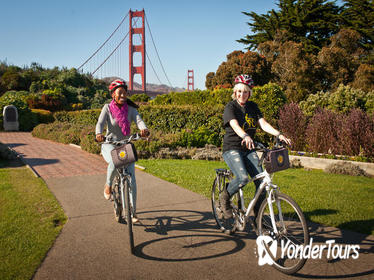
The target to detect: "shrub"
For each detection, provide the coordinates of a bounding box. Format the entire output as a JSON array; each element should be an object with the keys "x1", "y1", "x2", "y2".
[
  {"x1": 251, "y1": 83, "x2": 287, "y2": 145},
  {"x1": 325, "y1": 162, "x2": 368, "y2": 177},
  {"x1": 32, "y1": 122, "x2": 99, "y2": 152},
  {"x1": 150, "y1": 90, "x2": 207, "y2": 105},
  {"x1": 58, "y1": 125, "x2": 82, "y2": 145},
  {"x1": 79, "y1": 126, "x2": 100, "y2": 154},
  {"x1": 32, "y1": 122, "x2": 74, "y2": 142},
  {"x1": 138, "y1": 105, "x2": 224, "y2": 135},
  {"x1": 150, "y1": 89, "x2": 232, "y2": 106},
  {"x1": 178, "y1": 126, "x2": 221, "y2": 148},
  {"x1": 306, "y1": 109, "x2": 343, "y2": 154},
  {"x1": 278, "y1": 103, "x2": 307, "y2": 151},
  {"x1": 339, "y1": 109, "x2": 374, "y2": 158},
  {"x1": 53, "y1": 109, "x2": 101, "y2": 125},
  {"x1": 365, "y1": 91, "x2": 374, "y2": 114},
  {"x1": 31, "y1": 109, "x2": 54, "y2": 124},
  {"x1": 327, "y1": 84, "x2": 366, "y2": 113},
  {"x1": 130, "y1": 93, "x2": 150, "y2": 103},
  {"x1": 299, "y1": 85, "x2": 369, "y2": 116},
  {"x1": 26, "y1": 89, "x2": 67, "y2": 112},
  {"x1": 299, "y1": 91, "x2": 329, "y2": 117}
]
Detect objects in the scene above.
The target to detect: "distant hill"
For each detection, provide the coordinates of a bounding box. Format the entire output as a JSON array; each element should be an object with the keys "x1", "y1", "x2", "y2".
[{"x1": 101, "y1": 77, "x2": 185, "y2": 93}]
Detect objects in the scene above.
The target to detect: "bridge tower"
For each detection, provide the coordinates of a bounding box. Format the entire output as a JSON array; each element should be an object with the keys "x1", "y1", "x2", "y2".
[
  {"x1": 187, "y1": 70, "x2": 194, "y2": 91},
  {"x1": 129, "y1": 9, "x2": 146, "y2": 92}
]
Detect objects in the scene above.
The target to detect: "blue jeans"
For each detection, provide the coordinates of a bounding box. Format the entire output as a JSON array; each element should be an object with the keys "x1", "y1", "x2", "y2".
[
  {"x1": 101, "y1": 143, "x2": 137, "y2": 211},
  {"x1": 223, "y1": 149, "x2": 265, "y2": 215}
]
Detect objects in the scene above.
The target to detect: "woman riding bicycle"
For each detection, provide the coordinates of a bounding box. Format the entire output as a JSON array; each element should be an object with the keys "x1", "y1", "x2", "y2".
[
  {"x1": 95, "y1": 79, "x2": 149, "y2": 222},
  {"x1": 220, "y1": 74, "x2": 291, "y2": 219}
]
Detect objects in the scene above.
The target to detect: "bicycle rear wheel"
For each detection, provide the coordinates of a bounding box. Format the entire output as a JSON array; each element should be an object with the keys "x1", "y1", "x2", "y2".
[
  {"x1": 124, "y1": 178, "x2": 135, "y2": 254},
  {"x1": 257, "y1": 192, "x2": 309, "y2": 275},
  {"x1": 211, "y1": 177, "x2": 239, "y2": 234}
]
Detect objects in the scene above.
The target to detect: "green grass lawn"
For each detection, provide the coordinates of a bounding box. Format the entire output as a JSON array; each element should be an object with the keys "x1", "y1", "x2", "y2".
[
  {"x1": 138, "y1": 159, "x2": 374, "y2": 236},
  {"x1": 0, "y1": 161, "x2": 67, "y2": 280}
]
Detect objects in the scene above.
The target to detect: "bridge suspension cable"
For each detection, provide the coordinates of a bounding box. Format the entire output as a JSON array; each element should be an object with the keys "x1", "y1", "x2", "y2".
[
  {"x1": 145, "y1": 14, "x2": 173, "y2": 88},
  {"x1": 91, "y1": 30, "x2": 129, "y2": 75},
  {"x1": 77, "y1": 9, "x2": 174, "y2": 90},
  {"x1": 78, "y1": 12, "x2": 129, "y2": 71},
  {"x1": 132, "y1": 20, "x2": 163, "y2": 85}
]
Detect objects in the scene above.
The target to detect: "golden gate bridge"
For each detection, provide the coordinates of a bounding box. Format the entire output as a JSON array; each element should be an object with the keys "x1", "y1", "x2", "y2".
[{"x1": 77, "y1": 9, "x2": 194, "y2": 97}]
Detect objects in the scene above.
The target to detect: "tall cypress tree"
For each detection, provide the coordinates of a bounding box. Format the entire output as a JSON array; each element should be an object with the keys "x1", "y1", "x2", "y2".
[
  {"x1": 341, "y1": 0, "x2": 374, "y2": 50},
  {"x1": 238, "y1": 0, "x2": 341, "y2": 53}
]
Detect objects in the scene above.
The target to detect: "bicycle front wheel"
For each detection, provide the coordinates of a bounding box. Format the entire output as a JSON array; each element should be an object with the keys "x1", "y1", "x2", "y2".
[
  {"x1": 112, "y1": 176, "x2": 123, "y2": 223},
  {"x1": 257, "y1": 193, "x2": 309, "y2": 275},
  {"x1": 124, "y1": 178, "x2": 135, "y2": 254}
]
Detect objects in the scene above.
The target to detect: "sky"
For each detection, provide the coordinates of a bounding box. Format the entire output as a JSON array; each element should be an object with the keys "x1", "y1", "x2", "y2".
[{"x1": 1, "y1": 0, "x2": 281, "y2": 90}]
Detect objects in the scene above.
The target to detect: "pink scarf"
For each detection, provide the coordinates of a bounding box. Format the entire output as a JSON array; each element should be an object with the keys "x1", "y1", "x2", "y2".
[{"x1": 109, "y1": 100, "x2": 130, "y2": 136}]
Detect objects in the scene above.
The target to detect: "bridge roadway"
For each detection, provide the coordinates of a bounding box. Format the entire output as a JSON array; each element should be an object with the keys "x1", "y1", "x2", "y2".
[{"x1": 0, "y1": 132, "x2": 373, "y2": 280}]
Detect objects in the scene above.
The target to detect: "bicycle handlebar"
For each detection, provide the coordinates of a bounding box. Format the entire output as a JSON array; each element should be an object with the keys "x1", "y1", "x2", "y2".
[
  {"x1": 254, "y1": 135, "x2": 288, "y2": 152},
  {"x1": 254, "y1": 136, "x2": 289, "y2": 167},
  {"x1": 95, "y1": 133, "x2": 142, "y2": 146}
]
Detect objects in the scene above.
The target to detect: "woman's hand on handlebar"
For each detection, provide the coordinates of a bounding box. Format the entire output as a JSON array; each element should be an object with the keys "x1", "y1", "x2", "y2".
[
  {"x1": 279, "y1": 134, "x2": 291, "y2": 146},
  {"x1": 241, "y1": 135, "x2": 255, "y2": 150},
  {"x1": 96, "y1": 134, "x2": 105, "y2": 143},
  {"x1": 140, "y1": 129, "x2": 150, "y2": 139}
]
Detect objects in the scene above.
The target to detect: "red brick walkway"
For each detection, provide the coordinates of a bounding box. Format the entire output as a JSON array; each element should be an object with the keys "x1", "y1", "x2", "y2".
[{"x1": 0, "y1": 132, "x2": 107, "y2": 178}]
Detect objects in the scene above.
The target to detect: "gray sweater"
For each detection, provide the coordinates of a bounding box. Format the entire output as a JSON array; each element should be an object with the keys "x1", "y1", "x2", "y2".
[{"x1": 95, "y1": 103, "x2": 147, "y2": 141}]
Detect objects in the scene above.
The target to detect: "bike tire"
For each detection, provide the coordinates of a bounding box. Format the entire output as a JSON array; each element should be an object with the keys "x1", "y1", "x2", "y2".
[
  {"x1": 124, "y1": 178, "x2": 135, "y2": 254},
  {"x1": 257, "y1": 192, "x2": 309, "y2": 275},
  {"x1": 211, "y1": 176, "x2": 239, "y2": 234},
  {"x1": 112, "y1": 176, "x2": 124, "y2": 223}
]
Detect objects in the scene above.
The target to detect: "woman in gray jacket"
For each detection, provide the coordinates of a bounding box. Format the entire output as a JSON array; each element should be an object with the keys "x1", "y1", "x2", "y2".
[{"x1": 95, "y1": 79, "x2": 149, "y2": 223}]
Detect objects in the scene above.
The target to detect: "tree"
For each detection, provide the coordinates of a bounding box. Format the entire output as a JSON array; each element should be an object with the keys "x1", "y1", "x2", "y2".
[
  {"x1": 205, "y1": 50, "x2": 272, "y2": 89},
  {"x1": 352, "y1": 64, "x2": 374, "y2": 91},
  {"x1": 0, "y1": 67, "x2": 27, "y2": 91},
  {"x1": 205, "y1": 72, "x2": 215, "y2": 90},
  {"x1": 341, "y1": 0, "x2": 374, "y2": 51},
  {"x1": 238, "y1": 0, "x2": 341, "y2": 53},
  {"x1": 267, "y1": 41, "x2": 320, "y2": 102},
  {"x1": 317, "y1": 29, "x2": 365, "y2": 90}
]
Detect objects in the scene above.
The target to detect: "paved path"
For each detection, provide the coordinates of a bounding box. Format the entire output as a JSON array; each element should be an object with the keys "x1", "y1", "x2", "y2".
[{"x1": 1, "y1": 132, "x2": 373, "y2": 280}]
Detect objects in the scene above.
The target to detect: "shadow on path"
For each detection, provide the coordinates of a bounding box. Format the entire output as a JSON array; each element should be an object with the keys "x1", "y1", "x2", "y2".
[
  {"x1": 23, "y1": 158, "x2": 60, "y2": 166},
  {"x1": 132, "y1": 209, "x2": 257, "y2": 262}
]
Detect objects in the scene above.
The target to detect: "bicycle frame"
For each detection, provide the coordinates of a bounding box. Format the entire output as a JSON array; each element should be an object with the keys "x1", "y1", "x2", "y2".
[{"x1": 234, "y1": 169, "x2": 285, "y2": 234}]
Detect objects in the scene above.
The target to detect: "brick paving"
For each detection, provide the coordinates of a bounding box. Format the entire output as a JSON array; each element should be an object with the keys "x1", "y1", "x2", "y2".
[{"x1": 0, "y1": 132, "x2": 107, "y2": 178}]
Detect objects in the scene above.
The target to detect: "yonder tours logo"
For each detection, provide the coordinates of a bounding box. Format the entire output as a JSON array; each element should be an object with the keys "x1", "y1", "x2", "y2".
[{"x1": 256, "y1": 235, "x2": 360, "y2": 266}]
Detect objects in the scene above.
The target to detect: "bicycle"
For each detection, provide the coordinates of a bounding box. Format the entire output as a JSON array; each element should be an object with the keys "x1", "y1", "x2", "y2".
[
  {"x1": 98, "y1": 133, "x2": 142, "y2": 254},
  {"x1": 211, "y1": 139, "x2": 309, "y2": 274}
]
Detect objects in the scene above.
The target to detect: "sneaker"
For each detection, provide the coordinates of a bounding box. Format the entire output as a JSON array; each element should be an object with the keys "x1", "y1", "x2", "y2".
[
  {"x1": 219, "y1": 190, "x2": 233, "y2": 219},
  {"x1": 131, "y1": 214, "x2": 139, "y2": 223},
  {"x1": 103, "y1": 184, "x2": 111, "y2": 200}
]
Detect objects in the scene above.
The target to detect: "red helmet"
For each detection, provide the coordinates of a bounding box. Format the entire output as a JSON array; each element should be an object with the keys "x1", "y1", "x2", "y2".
[
  {"x1": 234, "y1": 74, "x2": 254, "y2": 88},
  {"x1": 109, "y1": 79, "x2": 127, "y2": 92}
]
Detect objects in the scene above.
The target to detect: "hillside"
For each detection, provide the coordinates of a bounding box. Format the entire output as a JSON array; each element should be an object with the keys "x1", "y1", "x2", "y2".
[{"x1": 101, "y1": 77, "x2": 185, "y2": 93}]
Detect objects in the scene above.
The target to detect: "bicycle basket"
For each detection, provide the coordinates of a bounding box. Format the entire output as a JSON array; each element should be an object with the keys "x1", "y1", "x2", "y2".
[
  {"x1": 111, "y1": 143, "x2": 138, "y2": 168},
  {"x1": 264, "y1": 147, "x2": 290, "y2": 173}
]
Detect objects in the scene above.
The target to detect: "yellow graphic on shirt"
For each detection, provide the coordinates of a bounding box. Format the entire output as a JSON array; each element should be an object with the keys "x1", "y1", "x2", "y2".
[{"x1": 242, "y1": 114, "x2": 256, "y2": 130}]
